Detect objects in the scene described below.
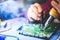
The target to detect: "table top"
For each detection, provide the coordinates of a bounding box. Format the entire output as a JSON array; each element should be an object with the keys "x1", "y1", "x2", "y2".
[{"x1": 0, "y1": 18, "x2": 60, "y2": 40}]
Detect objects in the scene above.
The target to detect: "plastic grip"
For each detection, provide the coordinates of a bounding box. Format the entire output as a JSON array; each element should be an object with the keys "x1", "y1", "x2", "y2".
[{"x1": 49, "y1": 8, "x2": 59, "y2": 19}]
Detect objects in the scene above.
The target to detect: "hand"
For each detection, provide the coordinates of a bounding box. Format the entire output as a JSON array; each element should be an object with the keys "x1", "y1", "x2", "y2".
[
  {"x1": 27, "y1": 3, "x2": 42, "y2": 21},
  {"x1": 51, "y1": 0, "x2": 60, "y2": 14}
]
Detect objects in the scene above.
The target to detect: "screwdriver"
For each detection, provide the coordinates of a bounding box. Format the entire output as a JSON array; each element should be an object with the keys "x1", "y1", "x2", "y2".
[{"x1": 43, "y1": 8, "x2": 60, "y2": 30}]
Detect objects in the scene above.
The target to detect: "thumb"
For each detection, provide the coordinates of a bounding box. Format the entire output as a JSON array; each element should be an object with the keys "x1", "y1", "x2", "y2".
[
  {"x1": 51, "y1": 1, "x2": 60, "y2": 13},
  {"x1": 51, "y1": 1, "x2": 59, "y2": 11}
]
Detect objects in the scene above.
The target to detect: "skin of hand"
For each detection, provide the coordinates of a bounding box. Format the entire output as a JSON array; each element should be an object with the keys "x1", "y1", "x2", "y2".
[
  {"x1": 27, "y1": 0, "x2": 60, "y2": 22},
  {"x1": 51, "y1": 0, "x2": 60, "y2": 14},
  {"x1": 27, "y1": 3, "x2": 42, "y2": 21}
]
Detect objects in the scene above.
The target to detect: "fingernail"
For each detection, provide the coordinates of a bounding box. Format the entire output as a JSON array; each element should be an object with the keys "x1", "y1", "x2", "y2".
[{"x1": 39, "y1": 10, "x2": 42, "y2": 13}]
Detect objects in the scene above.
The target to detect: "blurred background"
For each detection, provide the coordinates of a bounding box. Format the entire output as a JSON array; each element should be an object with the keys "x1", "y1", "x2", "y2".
[{"x1": 0, "y1": 0, "x2": 34, "y2": 21}]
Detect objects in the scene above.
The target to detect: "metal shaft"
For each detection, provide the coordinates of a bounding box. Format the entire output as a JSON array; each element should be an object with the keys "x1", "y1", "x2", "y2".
[{"x1": 43, "y1": 16, "x2": 54, "y2": 30}]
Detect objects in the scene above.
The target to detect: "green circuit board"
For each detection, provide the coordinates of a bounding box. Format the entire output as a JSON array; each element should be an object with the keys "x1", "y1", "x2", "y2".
[{"x1": 19, "y1": 23, "x2": 58, "y2": 38}]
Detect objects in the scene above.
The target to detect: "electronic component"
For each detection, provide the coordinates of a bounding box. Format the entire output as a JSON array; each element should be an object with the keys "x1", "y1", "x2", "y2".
[{"x1": 18, "y1": 22, "x2": 59, "y2": 38}]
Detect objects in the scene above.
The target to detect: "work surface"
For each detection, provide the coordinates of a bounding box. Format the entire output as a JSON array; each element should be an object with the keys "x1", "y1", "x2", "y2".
[{"x1": 0, "y1": 18, "x2": 60, "y2": 40}]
